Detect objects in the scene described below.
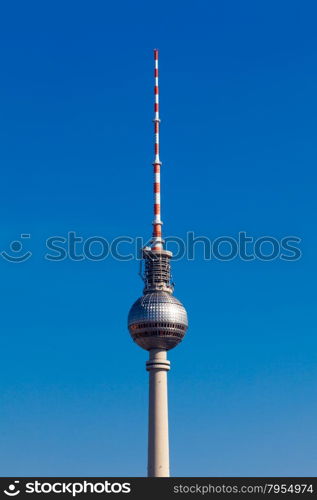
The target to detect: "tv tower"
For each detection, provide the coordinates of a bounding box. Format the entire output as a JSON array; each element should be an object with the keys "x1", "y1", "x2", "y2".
[{"x1": 128, "y1": 49, "x2": 188, "y2": 477}]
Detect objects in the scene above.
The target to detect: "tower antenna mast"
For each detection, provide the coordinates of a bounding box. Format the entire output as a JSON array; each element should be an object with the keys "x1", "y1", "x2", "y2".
[{"x1": 152, "y1": 49, "x2": 163, "y2": 251}]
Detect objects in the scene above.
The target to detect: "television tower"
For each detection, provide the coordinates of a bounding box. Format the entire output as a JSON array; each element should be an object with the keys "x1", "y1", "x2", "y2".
[{"x1": 128, "y1": 49, "x2": 188, "y2": 477}]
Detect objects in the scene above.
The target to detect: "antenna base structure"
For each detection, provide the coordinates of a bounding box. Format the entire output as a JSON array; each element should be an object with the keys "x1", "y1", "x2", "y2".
[{"x1": 142, "y1": 246, "x2": 174, "y2": 294}]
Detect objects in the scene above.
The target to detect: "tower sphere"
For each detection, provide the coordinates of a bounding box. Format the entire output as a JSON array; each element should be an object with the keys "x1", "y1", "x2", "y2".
[{"x1": 128, "y1": 291, "x2": 188, "y2": 351}]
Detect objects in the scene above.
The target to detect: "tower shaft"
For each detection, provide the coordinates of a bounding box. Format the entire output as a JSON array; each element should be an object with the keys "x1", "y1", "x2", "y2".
[{"x1": 146, "y1": 349, "x2": 170, "y2": 477}]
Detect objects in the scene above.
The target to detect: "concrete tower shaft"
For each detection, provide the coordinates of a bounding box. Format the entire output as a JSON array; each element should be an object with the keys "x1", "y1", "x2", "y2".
[{"x1": 146, "y1": 349, "x2": 170, "y2": 477}]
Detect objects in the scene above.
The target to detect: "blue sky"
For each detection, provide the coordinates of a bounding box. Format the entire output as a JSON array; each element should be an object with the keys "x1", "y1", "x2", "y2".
[{"x1": 1, "y1": 0, "x2": 316, "y2": 476}]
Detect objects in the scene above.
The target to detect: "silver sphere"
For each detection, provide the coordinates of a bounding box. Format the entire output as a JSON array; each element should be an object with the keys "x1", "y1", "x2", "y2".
[{"x1": 128, "y1": 292, "x2": 188, "y2": 350}]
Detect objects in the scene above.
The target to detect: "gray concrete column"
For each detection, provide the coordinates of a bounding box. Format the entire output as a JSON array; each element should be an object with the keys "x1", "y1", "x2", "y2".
[{"x1": 146, "y1": 348, "x2": 170, "y2": 477}]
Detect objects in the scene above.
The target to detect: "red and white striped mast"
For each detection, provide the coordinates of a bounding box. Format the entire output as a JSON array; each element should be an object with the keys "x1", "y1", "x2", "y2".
[{"x1": 152, "y1": 49, "x2": 163, "y2": 251}]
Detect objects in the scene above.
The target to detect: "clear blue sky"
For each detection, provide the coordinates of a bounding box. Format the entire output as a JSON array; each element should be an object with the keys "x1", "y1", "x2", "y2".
[{"x1": 1, "y1": 0, "x2": 316, "y2": 477}]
